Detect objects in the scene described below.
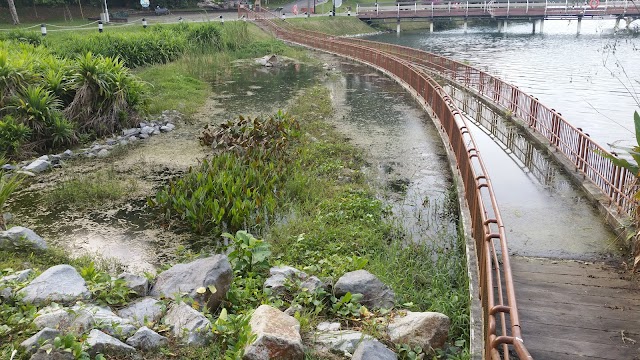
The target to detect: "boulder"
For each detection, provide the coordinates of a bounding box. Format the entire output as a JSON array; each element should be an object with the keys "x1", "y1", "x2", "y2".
[
  {"x1": 1, "y1": 164, "x2": 16, "y2": 171},
  {"x1": 160, "y1": 123, "x2": 175, "y2": 132},
  {"x1": 311, "y1": 330, "x2": 373, "y2": 355},
  {"x1": 24, "y1": 159, "x2": 50, "y2": 173},
  {"x1": 117, "y1": 297, "x2": 164, "y2": 326},
  {"x1": 334, "y1": 270, "x2": 395, "y2": 309},
  {"x1": 29, "y1": 346, "x2": 75, "y2": 360},
  {"x1": 123, "y1": 128, "x2": 141, "y2": 137},
  {"x1": 141, "y1": 126, "x2": 155, "y2": 135},
  {"x1": 96, "y1": 149, "x2": 110, "y2": 158},
  {"x1": 79, "y1": 305, "x2": 136, "y2": 339},
  {"x1": 62, "y1": 150, "x2": 73, "y2": 158},
  {"x1": 317, "y1": 322, "x2": 340, "y2": 331},
  {"x1": 163, "y1": 303, "x2": 211, "y2": 345},
  {"x1": 150, "y1": 255, "x2": 232, "y2": 310},
  {"x1": 243, "y1": 305, "x2": 303, "y2": 360},
  {"x1": 263, "y1": 266, "x2": 307, "y2": 295},
  {"x1": 33, "y1": 306, "x2": 93, "y2": 334},
  {"x1": 387, "y1": 311, "x2": 450, "y2": 350},
  {"x1": 21, "y1": 327, "x2": 60, "y2": 354},
  {"x1": 0, "y1": 227, "x2": 47, "y2": 250},
  {"x1": 118, "y1": 272, "x2": 149, "y2": 297},
  {"x1": 126, "y1": 326, "x2": 168, "y2": 350},
  {"x1": 0, "y1": 268, "x2": 34, "y2": 284},
  {"x1": 86, "y1": 329, "x2": 136, "y2": 356},
  {"x1": 20, "y1": 265, "x2": 90, "y2": 304},
  {"x1": 300, "y1": 276, "x2": 326, "y2": 292},
  {"x1": 352, "y1": 340, "x2": 397, "y2": 360}
]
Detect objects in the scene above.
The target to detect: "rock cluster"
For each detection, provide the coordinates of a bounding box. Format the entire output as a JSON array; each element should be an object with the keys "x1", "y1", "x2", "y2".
[
  {"x1": 0, "y1": 110, "x2": 181, "y2": 177},
  {"x1": 1, "y1": 239, "x2": 451, "y2": 359}
]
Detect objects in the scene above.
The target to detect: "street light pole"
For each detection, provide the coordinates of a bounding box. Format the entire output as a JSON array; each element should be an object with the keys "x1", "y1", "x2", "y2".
[
  {"x1": 332, "y1": 0, "x2": 336, "y2": 15},
  {"x1": 103, "y1": 0, "x2": 110, "y2": 22}
]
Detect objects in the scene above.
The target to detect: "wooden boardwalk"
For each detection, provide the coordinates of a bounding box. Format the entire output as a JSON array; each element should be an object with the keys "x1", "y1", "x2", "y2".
[{"x1": 512, "y1": 257, "x2": 640, "y2": 360}]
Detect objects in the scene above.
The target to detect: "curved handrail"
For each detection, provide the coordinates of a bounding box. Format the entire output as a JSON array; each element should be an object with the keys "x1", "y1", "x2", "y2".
[
  {"x1": 253, "y1": 12, "x2": 533, "y2": 360},
  {"x1": 336, "y1": 37, "x2": 637, "y2": 218}
]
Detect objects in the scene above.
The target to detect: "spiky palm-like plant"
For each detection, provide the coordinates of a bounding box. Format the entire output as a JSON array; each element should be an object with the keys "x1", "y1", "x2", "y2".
[
  {"x1": 0, "y1": 156, "x2": 21, "y2": 230},
  {"x1": 8, "y1": 85, "x2": 63, "y2": 137}
]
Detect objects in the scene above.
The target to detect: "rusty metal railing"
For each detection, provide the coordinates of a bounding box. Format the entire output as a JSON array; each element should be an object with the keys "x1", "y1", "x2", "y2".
[
  {"x1": 333, "y1": 38, "x2": 636, "y2": 218},
  {"x1": 253, "y1": 13, "x2": 533, "y2": 360}
]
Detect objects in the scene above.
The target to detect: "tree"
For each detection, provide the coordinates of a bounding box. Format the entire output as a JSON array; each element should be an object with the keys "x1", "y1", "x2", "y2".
[{"x1": 7, "y1": 0, "x2": 20, "y2": 25}]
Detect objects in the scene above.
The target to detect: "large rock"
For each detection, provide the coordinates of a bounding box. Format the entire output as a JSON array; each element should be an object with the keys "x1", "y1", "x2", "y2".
[
  {"x1": 21, "y1": 328, "x2": 60, "y2": 354},
  {"x1": 86, "y1": 329, "x2": 136, "y2": 356},
  {"x1": 79, "y1": 305, "x2": 136, "y2": 339},
  {"x1": 20, "y1": 265, "x2": 90, "y2": 304},
  {"x1": 0, "y1": 227, "x2": 47, "y2": 250},
  {"x1": 150, "y1": 255, "x2": 232, "y2": 309},
  {"x1": 118, "y1": 272, "x2": 149, "y2": 297},
  {"x1": 33, "y1": 306, "x2": 93, "y2": 333},
  {"x1": 352, "y1": 340, "x2": 397, "y2": 360},
  {"x1": 29, "y1": 346, "x2": 75, "y2": 360},
  {"x1": 311, "y1": 330, "x2": 373, "y2": 356},
  {"x1": 243, "y1": 305, "x2": 303, "y2": 360},
  {"x1": 24, "y1": 159, "x2": 50, "y2": 173},
  {"x1": 163, "y1": 303, "x2": 211, "y2": 345},
  {"x1": 387, "y1": 311, "x2": 450, "y2": 350},
  {"x1": 0, "y1": 269, "x2": 34, "y2": 284},
  {"x1": 126, "y1": 326, "x2": 168, "y2": 350},
  {"x1": 263, "y1": 266, "x2": 308, "y2": 295},
  {"x1": 333, "y1": 270, "x2": 395, "y2": 309},
  {"x1": 117, "y1": 297, "x2": 164, "y2": 326}
]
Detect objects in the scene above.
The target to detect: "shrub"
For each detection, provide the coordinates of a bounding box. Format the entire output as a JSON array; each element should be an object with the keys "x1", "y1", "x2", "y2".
[{"x1": 0, "y1": 116, "x2": 31, "y2": 156}]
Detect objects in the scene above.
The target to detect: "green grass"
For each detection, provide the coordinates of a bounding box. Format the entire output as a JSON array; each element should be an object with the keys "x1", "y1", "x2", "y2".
[
  {"x1": 287, "y1": 16, "x2": 376, "y2": 35},
  {"x1": 45, "y1": 168, "x2": 138, "y2": 209},
  {"x1": 137, "y1": 64, "x2": 210, "y2": 115}
]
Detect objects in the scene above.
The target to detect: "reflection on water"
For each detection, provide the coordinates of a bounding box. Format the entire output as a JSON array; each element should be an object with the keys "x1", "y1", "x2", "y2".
[
  {"x1": 324, "y1": 60, "x2": 457, "y2": 242},
  {"x1": 444, "y1": 84, "x2": 618, "y2": 258},
  {"x1": 367, "y1": 20, "x2": 640, "y2": 148},
  {"x1": 215, "y1": 62, "x2": 319, "y2": 118}
]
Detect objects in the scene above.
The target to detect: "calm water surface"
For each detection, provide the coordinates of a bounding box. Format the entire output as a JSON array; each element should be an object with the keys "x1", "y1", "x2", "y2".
[{"x1": 368, "y1": 19, "x2": 640, "y2": 148}]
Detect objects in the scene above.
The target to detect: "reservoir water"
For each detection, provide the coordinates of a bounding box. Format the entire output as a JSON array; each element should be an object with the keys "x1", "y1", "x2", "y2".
[{"x1": 367, "y1": 19, "x2": 640, "y2": 149}]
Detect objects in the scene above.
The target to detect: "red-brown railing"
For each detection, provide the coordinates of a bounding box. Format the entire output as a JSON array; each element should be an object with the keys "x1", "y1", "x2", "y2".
[
  {"x1": 253, "y1": 13, "x2": 533, "y2": 360},
  {"x1": 335, "y1": 38, "x2": 636, "y2": 217}
]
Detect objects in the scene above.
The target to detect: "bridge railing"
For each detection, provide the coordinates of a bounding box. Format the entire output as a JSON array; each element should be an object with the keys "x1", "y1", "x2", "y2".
[
  {"x1": 337, "y1": 38, "x2": 637, "y2": 216},
  {"x1": 355, "y1": 0, "x2": 639, "y2": 17},
  {"x1": 254, "y1": 15, "x2": 532, "y2": 360}
]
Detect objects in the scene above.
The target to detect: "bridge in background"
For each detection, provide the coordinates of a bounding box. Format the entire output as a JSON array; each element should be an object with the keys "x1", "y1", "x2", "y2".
[
  {"x1": 246, "y1": 9, "x2": 640, "y2": 359},
  {"x1": 355, "y1": 0, "x2": 640, "y2": 33}
]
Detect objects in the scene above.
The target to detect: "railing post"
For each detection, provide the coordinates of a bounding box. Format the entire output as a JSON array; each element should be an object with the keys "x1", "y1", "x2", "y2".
[
  {"x1": 576, "y1": 133, "x2": 588, "y2": 171},
  {"x1": 415, "y1": 2, "x2": 417, "y2": 13},
  {"x1": 551, "y1": 111, "x2": 561, "y2": 147},
  {"x1": 528, "y1": 97, "x2": 539, "y2": 129},
  {"x1": 526, "y1": 0, "x2": 529, "y2": 13},
  {"x1": 545, "y1": 0, "x2": 548, "y2": 16},
  {"x1": 398, "y1": 2, "x2": 400, "y2": 16},
  {"x1": 432, "y1": 2, "x2": 435, "y2": 17},
  {"x1": 510, "y1": 87, "x2": 519, "y2": 113},
  {"x1": 507, "y1": 0, "x2": 510, "y2": 16}
]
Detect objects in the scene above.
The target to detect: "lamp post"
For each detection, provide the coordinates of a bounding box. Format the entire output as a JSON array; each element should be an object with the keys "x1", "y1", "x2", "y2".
[{"x1": 103, "y1": 0, "x2": 110, "y2": 23}]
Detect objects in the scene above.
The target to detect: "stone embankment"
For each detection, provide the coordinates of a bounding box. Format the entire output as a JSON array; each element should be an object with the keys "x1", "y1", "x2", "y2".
[
  {"x1": 1, "y1": 110, "x2": 181, "y2": 177},
  {"x1": 0, "y1": 229, "x2": 451, "y2": 359}
]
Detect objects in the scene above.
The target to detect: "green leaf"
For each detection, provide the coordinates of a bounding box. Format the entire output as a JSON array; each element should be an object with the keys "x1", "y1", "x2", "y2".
[{"x1": 634, "y1": 111, "x2": 640, "y2": 148}]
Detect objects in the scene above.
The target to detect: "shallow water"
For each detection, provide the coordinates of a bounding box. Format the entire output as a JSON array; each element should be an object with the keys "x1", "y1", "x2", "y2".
[
  {"x1": 323, "y1": 58, "x2": 456, "y2": 241},
  {"x1": 8, "y1": 62, "x2": 318, "y2": 272}
]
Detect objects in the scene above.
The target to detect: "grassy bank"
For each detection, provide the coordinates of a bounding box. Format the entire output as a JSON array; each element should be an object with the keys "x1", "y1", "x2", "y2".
[{"x1": 287, "y1": 16, "x2": 376, "y2": 35}]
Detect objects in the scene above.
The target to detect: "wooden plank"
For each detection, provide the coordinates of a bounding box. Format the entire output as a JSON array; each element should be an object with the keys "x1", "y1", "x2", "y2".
[
  {"x1": 519, "y1": 308, "x2": 640, "y2": 333},
  {"x1": 513, "y1": 268, "x2": 634, "y2": 289},
  {"x1": 521, "y1": 321, "x2": 640, "y2": 347},
  {"x1": 518, "y1": 296, "x2": 640, "y2": 322},
  {"x1": 513, "y1": 277, "x2": 640, "y2": 301},
  {"x1": 511, "y1": 257, "x2": 627, "y2": 279},
  {"x1": 526, "y1": 348, "x2": 612, "y2": 360},
  {"x1": 523, "y1": 333, "x2": 640, "y2": 360},
  {"x1": 515, "y1": 285, "x2": 640, "y2": 309}
]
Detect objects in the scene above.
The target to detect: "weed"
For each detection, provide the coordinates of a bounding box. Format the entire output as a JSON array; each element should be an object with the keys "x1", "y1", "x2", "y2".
[
  {"x1": 45, "y1": 168, "x2": 137, "y2": 209},
  {"x1": 79, "y1": 262, "x2": 134, "y2": 307}
]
